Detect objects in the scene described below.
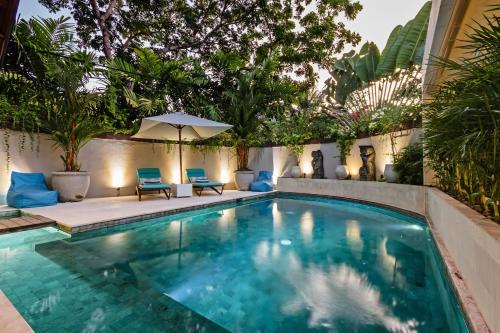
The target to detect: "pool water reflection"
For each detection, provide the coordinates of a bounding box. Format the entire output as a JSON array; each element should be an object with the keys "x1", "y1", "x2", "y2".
[{"x1": 0, "y1": 196, "x2": 468, "y2": 332}]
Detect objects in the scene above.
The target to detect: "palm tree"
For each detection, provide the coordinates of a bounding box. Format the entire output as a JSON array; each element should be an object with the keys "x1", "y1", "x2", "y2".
[
  {"x1": 220, "y1": 53, "x2": 298, "y2": 170},
  {"x1": 5, "y1": 17, "x2": 106, "y2": 171}
]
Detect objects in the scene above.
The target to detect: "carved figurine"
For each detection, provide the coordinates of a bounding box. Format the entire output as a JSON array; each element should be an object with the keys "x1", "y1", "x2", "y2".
[
  {"x1": 359, "y1": 146, "x2": 376, "y2": 181},
  {"x1": 311, "y1": 150, "x2": 324, "y2": 179}
]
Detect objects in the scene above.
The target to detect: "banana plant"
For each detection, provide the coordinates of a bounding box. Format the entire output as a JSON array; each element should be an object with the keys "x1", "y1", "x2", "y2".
[
  {"x1": 376, "y1": 1, "x2": 432, "y2": 76},
  {"x1": 323, "y1": 1, "x2": 431, "y2": 141}
]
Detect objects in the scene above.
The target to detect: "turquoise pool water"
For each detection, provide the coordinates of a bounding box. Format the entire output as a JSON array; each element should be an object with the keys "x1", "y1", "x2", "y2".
[{"x1": 0, "y1": 195, "x2": 468, "y2": 332}]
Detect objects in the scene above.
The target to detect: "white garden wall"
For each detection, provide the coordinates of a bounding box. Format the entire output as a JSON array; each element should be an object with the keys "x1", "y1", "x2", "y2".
[
  {"x1": 0, "y1": 130, "x2": 236, "y2": 199},
  {"x1": 0, "y1": 128, "x2": 421, "y2": 201},
  {"x1": 249, "y1": 128, "x2": 422, "y2": 181}
]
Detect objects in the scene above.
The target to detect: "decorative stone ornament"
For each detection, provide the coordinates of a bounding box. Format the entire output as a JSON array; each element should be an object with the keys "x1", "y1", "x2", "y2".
[
  {"x1": 359, "y1": 146, "x2": 376, "y2": 181},
  {"x1": 311, "y1": 150, "x2": 325, "y2": 179}
]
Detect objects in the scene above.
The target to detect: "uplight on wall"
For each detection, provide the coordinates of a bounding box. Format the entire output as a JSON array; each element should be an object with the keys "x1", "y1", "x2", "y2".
[
  {"x1": 219, "y1": 166, "x2": 230, "y2": 183},
  {"x1": 301, "y1": 160, "x2": 313, "y2": 176},
  {"x1": 111, "y1": 167, "x2": 125, "y2": 196},
  {"x1": 171, "y1": 164, "x2": 181, "y2": 184}
]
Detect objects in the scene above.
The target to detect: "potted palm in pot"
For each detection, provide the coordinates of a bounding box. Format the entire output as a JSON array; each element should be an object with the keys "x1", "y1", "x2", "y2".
[
  {"x1": 9, "y1": 17, "x2": 105, "y2": 201},
  {"x1": 48, "y1": 52, "x2": 105, "y2": 201},
  {"x1": 220, "y1": 52, "x2": 297, "y2": 190}
]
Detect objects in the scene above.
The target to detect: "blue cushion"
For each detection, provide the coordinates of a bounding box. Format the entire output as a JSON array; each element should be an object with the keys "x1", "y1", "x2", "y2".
[
  {"x1": 137, "y1": 168, "x2": 162, "y2": 180},
  {"x1": 7, "y1": 171, "x2": 58, "y2": 208},
  {"x1": 256, "y1": 171, "x2": 273, "y2": 181},
  {"x1": 250, "y1": 170, "x2": 273, "y2": 192},
  {"x1": 186, "y1": 168, "x2": 206, "y2": 181},
  {"x1": 250, "y1": 180, "x2": 273, "y2": 192},
  {"x1": 192, "y1": 182, "x2": 224, "y2": 187},
  {"x1": 139, "y1": 183, "x2": 171, "y2": 190}
]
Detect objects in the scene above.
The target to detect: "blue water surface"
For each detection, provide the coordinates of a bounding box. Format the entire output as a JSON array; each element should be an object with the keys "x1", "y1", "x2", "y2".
[{"x1": 0, "y1": 196, "x2": 468, "y2": 332}]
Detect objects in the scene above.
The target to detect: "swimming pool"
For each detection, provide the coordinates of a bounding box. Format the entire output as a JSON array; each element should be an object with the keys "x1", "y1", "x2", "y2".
[{"x1": 0, "y1": 195, "x2": 468, "y2": 332}]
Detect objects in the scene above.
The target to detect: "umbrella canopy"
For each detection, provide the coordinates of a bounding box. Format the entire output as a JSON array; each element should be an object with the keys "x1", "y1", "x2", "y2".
[
  {"x1": 132, "y1": 112, "x2": 232, "y2": 141},
  {"x1": 132, "y1": 112, "x2": 232, "y2": 183}
]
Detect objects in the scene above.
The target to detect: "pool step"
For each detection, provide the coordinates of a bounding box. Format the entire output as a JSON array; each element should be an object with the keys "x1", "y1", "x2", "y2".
[{"x1": 0, "y1": 213, "x2": 55, "y2": 234}]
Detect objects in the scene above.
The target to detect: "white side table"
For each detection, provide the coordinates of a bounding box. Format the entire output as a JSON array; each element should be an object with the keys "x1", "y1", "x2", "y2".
[{"x1": 172, "y1": 183, "x2": 193, "y2": 198}]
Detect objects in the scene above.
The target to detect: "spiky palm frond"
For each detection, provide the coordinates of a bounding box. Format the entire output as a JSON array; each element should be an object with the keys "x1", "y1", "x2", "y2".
[{"x1": 424, "y1": 7, "x2": 500, "y2": 218}]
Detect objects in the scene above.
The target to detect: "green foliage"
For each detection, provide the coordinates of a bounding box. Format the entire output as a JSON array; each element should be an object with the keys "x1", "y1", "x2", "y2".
[
  {"x1": 39, "y1": 0, "x2": 363, "y2": 79},
  {"x1": 423, "y1": 8, "x2": 500, "y2": 218},
  {"x1": 323, "y1": 2, "x2": 430, "y2": 143},
  {"x1": 393, "y1": 142, "x2": 423, "y2": 185},
  {"x1": 1, "y1": 17, "x2": 107, "y2": 171},
  {"x1": 216, "y1": 52, "x2": 300, "y2": 170},
  {"x1": 271, "y1": 91, "x2": 323, "y2": 164},
  {"x1": 107, "y1": 47, "x2": 211, "y2": 132},
  {"x1": 376, "y1": 2, "x2": 431, "y2": 75}
]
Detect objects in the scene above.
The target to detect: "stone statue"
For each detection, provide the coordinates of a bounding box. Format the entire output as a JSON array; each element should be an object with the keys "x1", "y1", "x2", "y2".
[
  {"x1": 311, "y1": 150, "x2": 324, "y2": 179},
  {"x1": 359, "y1": 146, "x2": 376, "y2": 181}
]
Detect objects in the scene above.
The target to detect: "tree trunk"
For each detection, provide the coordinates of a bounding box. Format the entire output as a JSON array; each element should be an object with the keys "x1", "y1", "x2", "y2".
[
  {"x1": 89, "y1": 0, "x2": 118, "y2": 60},
  {"x1": 236, "y1": 144, "x2": 249, "y2": 171}
]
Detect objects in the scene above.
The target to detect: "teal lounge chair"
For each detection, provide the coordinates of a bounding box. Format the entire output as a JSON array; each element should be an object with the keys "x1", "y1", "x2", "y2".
[
  {"x1": 136, "y1": 168, "x2": 171, "y2": 201},
  {"x1": 186, "y1": 168, "x2": 225, "y2": 196}
]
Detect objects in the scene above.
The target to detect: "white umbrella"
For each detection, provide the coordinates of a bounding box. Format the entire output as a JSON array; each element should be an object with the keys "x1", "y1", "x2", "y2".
[{"x1": 132, "y1": 112, "x2": 232, "y2": 183}]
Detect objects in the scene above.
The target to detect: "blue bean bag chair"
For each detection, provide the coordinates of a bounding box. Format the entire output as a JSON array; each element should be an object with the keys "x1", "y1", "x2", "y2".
[
  {"x1": 250, "y1": 171, "x2": 273, "y2": 192},
  {"x1": 6, "y1": 171, "x2": 58, "y2": 208}
]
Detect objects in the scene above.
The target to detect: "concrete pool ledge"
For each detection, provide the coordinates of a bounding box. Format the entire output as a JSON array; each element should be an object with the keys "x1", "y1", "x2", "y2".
[
  {"x1": 0, "y1": 291, "x2": 34, "y2": 333},
  {"x1": 21, "y1": 190, "x2": 274, "y2": 234},
  {"x1": 277, "y1": 177, "x2": 498, "y2": 333}
]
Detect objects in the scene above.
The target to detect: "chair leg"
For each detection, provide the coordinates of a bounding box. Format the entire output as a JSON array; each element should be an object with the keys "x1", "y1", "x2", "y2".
[
  {"x1": 196, "y1": 187, "x2": 203, "y2": 196},
  {"x1": 211, "y1": 186, "x2": 224, "y2": 195},
  {"x1": 162, "y1": 189, "x2": 171, "y2": 200},
  {"x1": 137, "y1": 187, "x2": 142, "y2": 202}
]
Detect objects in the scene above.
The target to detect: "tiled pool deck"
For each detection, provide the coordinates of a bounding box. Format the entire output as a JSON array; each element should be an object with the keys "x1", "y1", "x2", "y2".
[{"x1": 21, "y1": 190, "x2": 272, "y2": 233}]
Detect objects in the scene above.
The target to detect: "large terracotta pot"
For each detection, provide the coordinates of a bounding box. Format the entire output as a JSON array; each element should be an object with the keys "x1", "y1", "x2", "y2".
[
  {"x1": 335, "y1": 165, "x2": 349, "y2": 180},
  {"x1": 51, "y1": 171, "x2": 90, "y2": 202},
  {"x1": 290, "y1": 166, "x2": 302, "y2": 178},
  {"x1": 384, "y1": 164, "x2": 399, "y2": 183},
  {"x1": 234, "y1": 170, "x2": 255, "y2": 191}
]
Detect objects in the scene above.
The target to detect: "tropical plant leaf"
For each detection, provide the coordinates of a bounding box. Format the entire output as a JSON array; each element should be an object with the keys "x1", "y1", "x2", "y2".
[
  {"x1": 354, "y1": 42, "x2": 380, "y2": 83},
  {"x1": 376, "y1": 1, "x2": 431, "y2": 76}
]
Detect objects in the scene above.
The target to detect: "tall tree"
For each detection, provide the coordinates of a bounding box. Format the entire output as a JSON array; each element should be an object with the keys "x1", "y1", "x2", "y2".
[{"x1": 39, "y1": 0, "x2": 362, "y2": 79}]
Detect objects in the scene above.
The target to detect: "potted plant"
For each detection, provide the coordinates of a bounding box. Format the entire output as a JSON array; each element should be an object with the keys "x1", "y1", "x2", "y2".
[
  {"x1": 335, "y1": 133, "x2": 355, "y2": 180},
  {"x1": 48, "y1": 52, "x2": 105, "y2": 201},
  {"x1": 288, "y1": 144, "x2": 304, "y2": 178},
  {"x1": 220, "y1": 52, "x2": 297, "y2": 190},
  {"x1": 377, "y1": 105, "x2": 421, "y2": 183}
]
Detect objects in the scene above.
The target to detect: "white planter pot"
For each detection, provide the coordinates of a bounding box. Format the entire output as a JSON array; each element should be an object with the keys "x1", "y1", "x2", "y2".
[
  {"x1": 234, "y1": 171, "x2": 255, "y2": 191},
  {"x1": 335, "y1": 165, "x2": 349, "y2": 180},
  {"x1": 291, "y1": 166, "x2": 302, "y2": 178},
  {"x1": 51, "y1": 171, "x2": 90, "y2": 202},
  {"x1": 384, "y1": 164, "x2": 399, "y2": 183}
]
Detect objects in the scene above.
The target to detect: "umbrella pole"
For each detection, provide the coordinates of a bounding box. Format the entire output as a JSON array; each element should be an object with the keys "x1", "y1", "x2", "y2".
[{"x1": 178, "y1": 126, "x2": 183, "y2": 184}]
